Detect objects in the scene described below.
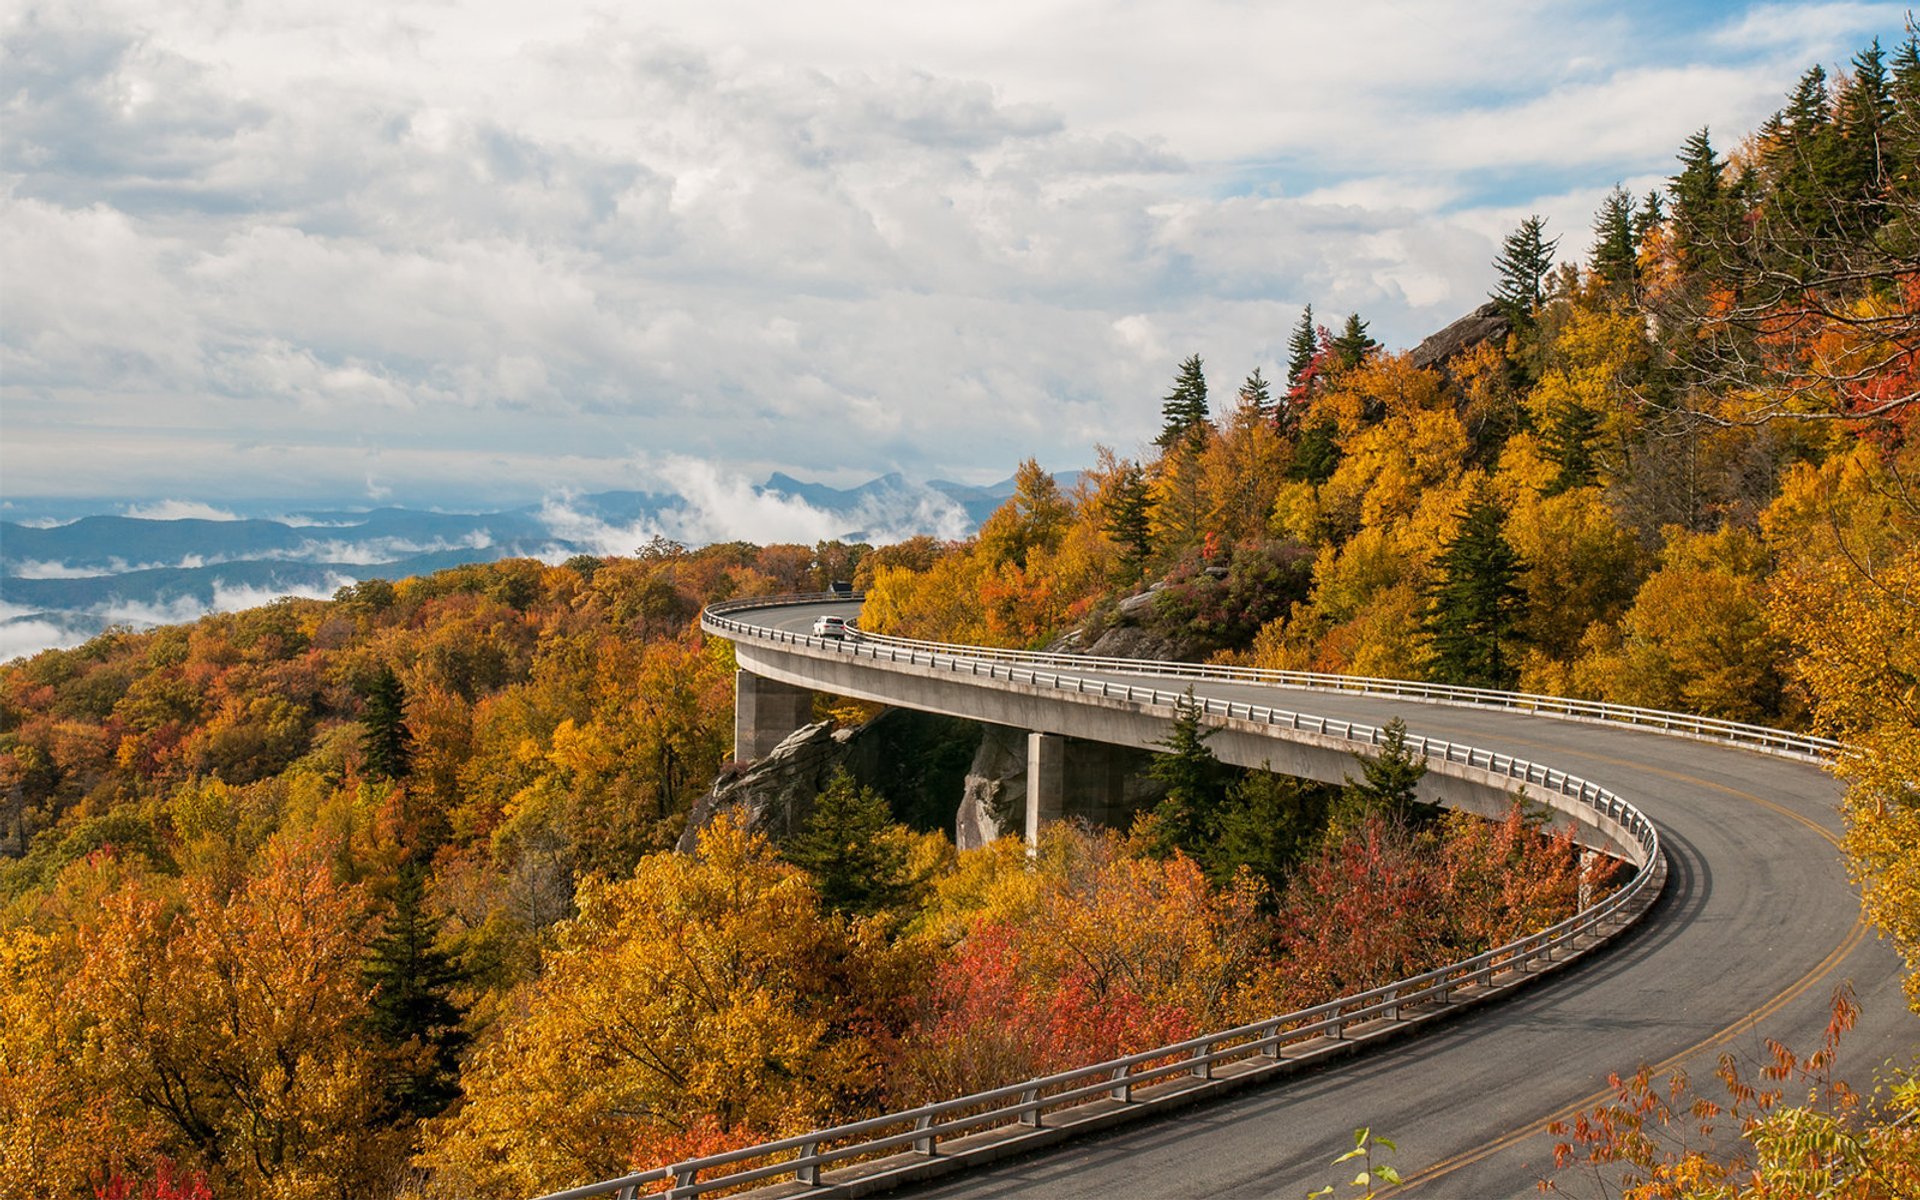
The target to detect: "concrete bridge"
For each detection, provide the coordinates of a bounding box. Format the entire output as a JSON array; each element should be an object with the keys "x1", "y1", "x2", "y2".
[{"x1": 537, "y1": 594, "x2": 1914, "y2": 1200}]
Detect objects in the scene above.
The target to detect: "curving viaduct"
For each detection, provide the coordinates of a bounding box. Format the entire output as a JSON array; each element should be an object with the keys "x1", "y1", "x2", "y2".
[{"x1": 584, "y1": 595, "x2": 1913, "y2": 1200}]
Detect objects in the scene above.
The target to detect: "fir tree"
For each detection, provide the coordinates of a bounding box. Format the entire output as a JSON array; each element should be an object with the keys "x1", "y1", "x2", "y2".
[
  {"x1": 1237, "y1": 367, "x2": 1274, "y2": 422},
  {"x1": 363, "y1": 862, "x2": 468, "y2": 1121},
  {"x1": 1140, "y1": 690, "x2": 1225, "y2": 859},
  {"x1": 1104, "y1": 461, "x2": 1154, "y2": 569},
  {"x1": 1490, "y1": 215, "x2": 1559, "y2": 323},
  {"x1": 1155, "y1": 354, "x2": 1212, "y2": 449},
  {"x1": 1288, "y1": 417, "x2": 1342, "y2": 484},
  {"x1": 1423, "y1": 488, "x2": 1527, "y2": 688},
  {"x1": 1204, "y1": 767, "x2": 1332, "y2": 898},
  {"x1": 1329, "y1": 313, "x2": 1379, "y2": 371},
  {"x1": 359, "y1": 665, "x2": 411, "y2": 781},
  {"x1": 1589, "y1": 185, "x2": 1638, "y2": 302},
  {"x1": 1633, "y1": 190, "x2": 1666, "y2": 244},
  {"x1": 1542, "y1": 401, "x2": 1601, "y2": 494},
  {"x1": 1338, "y1": 718, "x2": 1435, "y2": 826},
  {"x1": 784, "y1": 768, "x2": 912, "y2": 917},
  {"x1": 1286, "y1": 305, "x2": 1318, "y2": 391},
  {"x1": 1669, "y1": 127, "x2": 1727, "y2": 268}
]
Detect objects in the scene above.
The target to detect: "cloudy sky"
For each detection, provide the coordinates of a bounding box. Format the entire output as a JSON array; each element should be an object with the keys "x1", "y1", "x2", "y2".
[{"x1": 1, "y1": 0, "x2": 1908, "y2": 510}]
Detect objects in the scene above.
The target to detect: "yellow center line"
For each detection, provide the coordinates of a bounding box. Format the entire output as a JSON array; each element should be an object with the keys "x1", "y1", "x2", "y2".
[{"x1": 1393, "y1": 744, "x2": 1861, "y2": 1191}]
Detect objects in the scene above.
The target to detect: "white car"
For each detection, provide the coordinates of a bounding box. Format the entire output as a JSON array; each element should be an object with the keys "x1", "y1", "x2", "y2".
[{"x1": 813, "y1": 615, "x2": 850, "y2": 639}]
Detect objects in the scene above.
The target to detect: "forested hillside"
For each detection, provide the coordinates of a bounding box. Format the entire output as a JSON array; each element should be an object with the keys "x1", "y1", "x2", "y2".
[{"x1": 4, "y1": 32, "x2": 1919, "y2": 1200}]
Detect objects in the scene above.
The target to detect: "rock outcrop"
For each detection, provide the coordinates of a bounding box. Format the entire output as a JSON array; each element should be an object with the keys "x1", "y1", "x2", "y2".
[
  {"x1": 1408, "y1": 301, "x2": 1512, "y2": 373},
  {"x1": 954, "y1": 725, "x2": 1028, "y2": 849}
]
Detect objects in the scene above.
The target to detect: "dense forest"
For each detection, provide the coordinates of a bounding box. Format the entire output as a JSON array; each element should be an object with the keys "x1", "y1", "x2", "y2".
[{"x1": 5, "y1": 32, "x2": 1920, "y2": 1200}]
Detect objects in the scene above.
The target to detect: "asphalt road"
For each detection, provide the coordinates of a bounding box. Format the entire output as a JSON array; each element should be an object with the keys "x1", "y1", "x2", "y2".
[{"x1": 737, "y1": 601, "x2": 1914, "y2": 1199}]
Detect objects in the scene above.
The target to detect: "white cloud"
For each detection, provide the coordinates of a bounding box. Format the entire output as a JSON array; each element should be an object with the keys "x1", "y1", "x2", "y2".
[
  {"x1": 121, "y1": 499, "x2": 242, "y2": 520},
  {"x1": 2, "y1": 0, "x2": 1909, "y2": 505},
  {"x1": 0, "y1": 618, "x2": 90, "y2": 662}
]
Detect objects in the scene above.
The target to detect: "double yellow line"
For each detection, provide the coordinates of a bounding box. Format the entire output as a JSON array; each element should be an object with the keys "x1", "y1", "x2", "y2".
[{"x1": 1398, "y1": 753, "x2": 1865, "y2": 1191}]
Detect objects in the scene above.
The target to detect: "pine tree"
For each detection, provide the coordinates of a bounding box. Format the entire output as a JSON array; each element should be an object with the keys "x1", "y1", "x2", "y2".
[
  {"x1": 1589, "y1": 185, "x2": 1638, "y2": 303},
  {"x1": 784, "y1": 768, "x2": 911, "y2": 917},
  {"x1": 1287, "y1": 417, "x2": 1342, "y2": 484},
  {"x1": 1832, "y1": 40, "x2": 1894, "y2": 228},
  {"x1": 1204, "y1": 767, "x2": 1331, "y2": 897},
  {"x1": 359, "y1": 665, "x2": 411, "y2": 781},
  {"x1": 1633, "y1": 190, "x2": 1666, "y2": 244},
  {"x1": 1338, "y1": 718, "x2": 1435, "y2": 826},
  {"x1": 1669, "y1": 127, "x2": 1727, "y2": 268},
  {"x1": 1286, "y1": 305, "x2": 1318, "y2": 391},
  {"x1": 363, "y1": 862, "x2": 468, "y2": 1121},
  {"x1": 1490, "y1": 215, "x2": 1559, "y2": 323},
  {"x1": 1423, "y1": 488, "x2": 1527, "y2": 688},
  {"x1": 1892, "y1": 34, "x2": 1920, "y2": 201},
  {"x1": 1237, "y1": 367, "x2": 1273, "y2": 422},
  {"x1": 1542, "y1": 401, "x2": 1601, "y2": 495},
  {"x1": 1104, "y1": 461, "x2": 1154, "y2": 569},
  {"x1": 1155, "y1": 354, "x2": 1212, "y2": 449},
  {"x1": 1140, "y1": 690, "x2": 1225, "y2": 859},
  {"x1": 1329, "y1": 313, "x2": 1379, "y2": 370}
]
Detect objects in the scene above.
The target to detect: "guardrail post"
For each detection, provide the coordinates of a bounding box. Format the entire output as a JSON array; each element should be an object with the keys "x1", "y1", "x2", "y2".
[
  {"x1": 915, "y1": 1113, "x2": 938, "y2": 1154},
  {"x1": 1109, "y1": 1065, "x2": 1133, "y2": 1101},
  {"x1": 795, "y1": 1140, "x2": 820, "y2": 1185},
  {"x1": 1020, "y1": 1087, "x2": 1043, "y2": 1127},
  {"x1": 1193, "y1": 1042, "x2": 1214, "y2": 1079}
]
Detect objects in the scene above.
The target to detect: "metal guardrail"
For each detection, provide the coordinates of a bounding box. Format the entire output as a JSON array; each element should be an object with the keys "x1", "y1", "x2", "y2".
[
  {"x1": 527, "y1": 594, "x2": 1681, "y2": 1200},
  {"x1": 704, "y1": 593, "x2": 1840, "y2": 763}
]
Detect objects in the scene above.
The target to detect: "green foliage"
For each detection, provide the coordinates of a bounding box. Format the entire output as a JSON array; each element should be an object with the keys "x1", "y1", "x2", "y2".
[
  {"x1": 1329, "y1": 314, "x2": 1379, "y2": 371},
  {"x1": 1422, "y1": 489, "x2": 1526, "y2": 688},
  {"x1": 1308, "y1": 1127, "x2": 1401, "y2": 1199},
  {"x1": 1490, "y1": 214, "x2": 1560, "y2": 323},
  {"x1": 358, "y1": 665, "x2": 412, "y2": 781},
  {"x1": 1155, "y1": 354, "x2": 1212, "y2": 449},
  {"x1": 1139, "y1": 691, "x2": 1226, "y2": 859},
  {"x1": 363, "y1": 861, "x2": 469, "y2": 1122},
  {"x1": 1204, "y1": 768, "x2": 1333, "y2": 898},
  {"x1": 1287, "y1": 304, "x2": 1318, "y2": 392},
  {"x1": 783, "y1": 768, "x2": 914, "y2": 918},
  {"x1": 1340, "y1": 719, "x2": 1435, "y2": 827},
  {"x1": 1589, "y1": 184, "x2": 1639, "y2": 302}
]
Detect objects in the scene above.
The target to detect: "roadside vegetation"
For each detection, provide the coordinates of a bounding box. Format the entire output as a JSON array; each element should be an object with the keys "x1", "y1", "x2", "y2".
[{"x1": 4, "y1": 30, "x2": 1919, "y2": 1199}]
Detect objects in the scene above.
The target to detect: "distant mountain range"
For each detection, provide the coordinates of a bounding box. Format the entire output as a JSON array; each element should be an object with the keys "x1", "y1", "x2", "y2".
[{"x1": 0, "y1": 471, "x2": 1078, "y2": 661}]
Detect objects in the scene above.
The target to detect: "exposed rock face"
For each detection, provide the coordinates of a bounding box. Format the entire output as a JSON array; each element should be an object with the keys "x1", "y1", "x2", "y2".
[
  {"x1": 955, "y1": 725, "x2": 1027, "y2": 849},
  {"x1": 1408, "y1": 301, "x2": 1512, "y2": 372},
  {"x1": 681, "y1": 707, "x2": 987, "y2": 852},
  {"x1": 678, "y1": 721, "x2": 850, "y2": 852}
]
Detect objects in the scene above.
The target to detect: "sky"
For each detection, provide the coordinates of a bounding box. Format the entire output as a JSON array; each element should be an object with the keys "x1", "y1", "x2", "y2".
[{"x1": 1, "y1": 0, "x2": 1910, "y2": 511}]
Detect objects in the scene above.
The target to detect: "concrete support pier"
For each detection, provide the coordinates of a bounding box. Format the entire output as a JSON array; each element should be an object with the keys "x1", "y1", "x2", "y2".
[
  {"x1": 735, "y1": 671, "x2": 814, "y2": 762},
  {"x1": 1025, "y1": 732, "x2": 1066, "y2": 847}
]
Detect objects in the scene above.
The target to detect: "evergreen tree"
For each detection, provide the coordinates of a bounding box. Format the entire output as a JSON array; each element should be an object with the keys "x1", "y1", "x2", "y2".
[
  {"x1": 1155, "y1": 354, "x2": 1212, "y2": 450},
  {"x1": 1423, "y1": 488, "x2": 1527, "y2": 688},
  {"x1": 1204, "y1": 767, "x2": 1332, "y2": 898},
  {"x1": 1892, "y1": 34, "x2": 1920, "y2": 202},
  {"x1": 1633, "y1": 190, "x2": 1666, "y2": 245},
  {"x1": 1285, "y1": 305, "x2": 1318, "y2": 391},
  {"x1": 1140, "y1": 690, "x2": 1226, "y2": 859},
  {"x1": 1490, "y1": 215, "x2": 1559, "y2": 323},
  {"x1": 1589, "y1": 185, "x2": 1638, "y2": 302},
  {"x1": 359, "y1": 665, "x2": 411, "y2": 781},
  {"x1": 1542, "y1": 401, "x2": 1602, "y2": 495},
  {"x1": 1669, "y1": 128, "x2": 1728, "y2": 268},
  {"x1": 1329, "y1": 313, "x2": 1379, "y2": 370},
  {"x1": 1832, "y1": 40, "x2": 1894, "y2": 228},
  {"x1": 784, "y1": 768, "x2": 912, "y2": 917},
  {"x1": 363, "y1": 862, "x2": 468, "y2": 1121},
  {"x1": 1104, "y1": 461, "x2": 1154, "y2": 569},
  {"x1": 1237, "y1": 367, "x2": 1274, "y2": 422},
  {"x1": 1338, "y1": 718, "x2": 1436, "y2": 826},
  {"x1": 1287, "y1": 417, "x2": 1342, "y2": 484}
]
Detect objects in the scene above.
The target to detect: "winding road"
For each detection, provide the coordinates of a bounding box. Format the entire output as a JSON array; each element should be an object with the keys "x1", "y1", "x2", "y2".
[{"x1": 714, "y1": 598, "x2": 1914, "y2": 1199}]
